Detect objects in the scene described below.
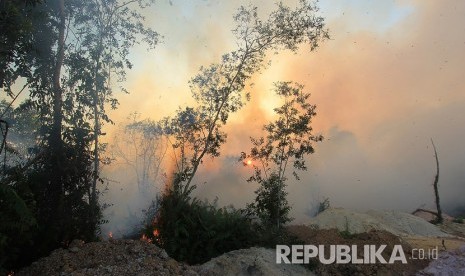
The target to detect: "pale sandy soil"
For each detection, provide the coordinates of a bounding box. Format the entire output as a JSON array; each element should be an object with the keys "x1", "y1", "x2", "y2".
[{"x1": 405, "y1": 236, "x2": 465, "y2": 252}]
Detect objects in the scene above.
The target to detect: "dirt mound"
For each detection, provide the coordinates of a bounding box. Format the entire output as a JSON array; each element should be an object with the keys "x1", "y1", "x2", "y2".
[
  {"x1": 308, "y1": 208, "x2": 450, "y2": 237},
  {"x1": 16, "y1": 207, "x2": 465, "y2": 275},
  {"x1": 17, "y1": 239, "x2": 198, "y2": 276},
  {"x1": 287, "y1": 225, "x2": 430, "y2": 276},
  {"x1": 16, "y1": 240, "x2": 313, "y2": 276},
  {"x1": 194, "y1": 247, "x2": 313, "y2": 276}
]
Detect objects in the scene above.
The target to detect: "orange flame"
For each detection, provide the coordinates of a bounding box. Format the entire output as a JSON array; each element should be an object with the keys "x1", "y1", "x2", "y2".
[
  {"x1": 141, "y1": 234, "x2": 152, "y2": 243},
  {"x1": 140, "y1": 228, "x2": 160, "y2": 244},
  {"x1": 108, "y1": 232, "x2": 113, "y2": 239}
]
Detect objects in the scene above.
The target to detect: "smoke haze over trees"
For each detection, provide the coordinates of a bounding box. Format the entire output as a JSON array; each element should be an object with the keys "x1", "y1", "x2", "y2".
[
  {"x1": 0, "y1": 0, "x2": 158, "y2": 272},
  {"x1": 2, "y1": 0, "x2": 465, "y2": 274}
]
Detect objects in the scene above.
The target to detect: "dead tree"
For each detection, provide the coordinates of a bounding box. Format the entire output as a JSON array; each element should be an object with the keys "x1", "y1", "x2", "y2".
[{"x1": 431, "y1": 138, "x2": 443, "y2": 224}]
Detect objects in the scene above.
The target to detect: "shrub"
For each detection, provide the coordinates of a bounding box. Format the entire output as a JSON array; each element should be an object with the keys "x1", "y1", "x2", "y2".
[
  {"x1": 0, "y1": 184, "x2": 36, "y2": 274},
  {"x1": 246, "y1": 174, "x2": 291, "y2": 232},
  {"x1": 143, "y1": 186, "x2": 260, "y2": 265}
]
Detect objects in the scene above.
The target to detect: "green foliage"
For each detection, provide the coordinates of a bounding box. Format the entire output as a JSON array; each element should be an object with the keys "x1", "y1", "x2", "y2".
[
  {"x1": 0, "y1": 183, "x2": 37, "y2": 274},
  {"x1": 246, "y1": 173, "x2": 291, "y2": 229},
  {"x1": 1, "y1": 0, "x2": 158, "y2": 271},
  {"x1": 241, "y1": 82, "x2": 322, "y2": 229},
  {"x1": 63, "y1": 0, "x2": 160, "y2": 126},
  {"x1": 0, "y1": 0, "x2": 42, "y2": 89},
  {"x1": 452, "y1": 217, "x2": 463, "y2": 224},
  {"x1": 162, "y1": 1, "x2": 328, "y2": 196},
  {"x1": 150, "y1": 3, "x2": 329, "y2": 256},
  {"x1": 145, "y1": 181, "x2": 259, "y2": 265},
  {"x1": 18, "y1": 142, "x2": 102, "y2": 263},
  {"x1": 139, "y1": 1, "x2": 328, "y2": 265},
  {"x1": 339, "y1": 216, "x2": 355, "y2": 239},
  {"x1": 0, "y1": 0, "x2": 328, "y2": 272}
]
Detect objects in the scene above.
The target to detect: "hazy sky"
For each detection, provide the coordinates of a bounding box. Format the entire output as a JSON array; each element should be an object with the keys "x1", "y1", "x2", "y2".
[{"x1": 102, "y1": 0, "x2": 465, "y2": 230}]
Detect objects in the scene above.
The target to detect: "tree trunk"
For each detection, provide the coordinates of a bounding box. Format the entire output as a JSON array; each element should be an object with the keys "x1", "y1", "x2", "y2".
[
  {"x1": 51, "y1": 0, "x2": 65, "y2": 151},
  {"x1": 91, "y1": 45, "x2": 103, "y2": 220},
  {"x1": 49, "y1": 0, "x2": 66, "y2": 240},
  {"x1": 431, "y1": 138, "x2": 443, "y2": 224},
  {"x1": 51, "y1": 0, "x2": 65, "y2": 191},
  {"x1": 91, "y1": 94, "x2": 99, "y2": 210}
]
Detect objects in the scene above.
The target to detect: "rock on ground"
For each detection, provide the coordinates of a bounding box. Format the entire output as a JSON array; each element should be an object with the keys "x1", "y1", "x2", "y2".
[
  {"x1": 194, "y1": 247, "x2": 314, "y2": 276},
  {"x1": 308, "y1": 208, "x2": 450, "y2": 237}
]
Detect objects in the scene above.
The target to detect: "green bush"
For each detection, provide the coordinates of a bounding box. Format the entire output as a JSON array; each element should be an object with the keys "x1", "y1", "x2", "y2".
[
  {"x1": 453, "y1": 217, "x2": 464, "y2": 224},
  {"x1": 144, "y1": 186, "x2": 260, "y2": 265},
  {"x1": 246, "y1": 174, "x2": 291, "y2": 231},
  {"x1": 0, "y1": 184, "x2": 36, "y2": 274},
  {"x1": 0, "y1": 143, "x2": 104, "y2": 273}
]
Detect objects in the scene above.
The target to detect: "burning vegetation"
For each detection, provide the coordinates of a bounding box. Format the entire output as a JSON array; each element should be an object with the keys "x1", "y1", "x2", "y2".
[{"x1": 0, "y1": 0, "x2": 330, "y2": 273}]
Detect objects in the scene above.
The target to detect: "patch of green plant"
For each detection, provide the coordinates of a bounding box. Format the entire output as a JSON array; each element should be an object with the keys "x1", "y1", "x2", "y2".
[
  {"x1": 144, "y1": 184, "x2": 260, "y2": 265},
  {"x1": 246, "y1": 174, "x2": 292, "y2": 234},
  {"x1": 0, "y1": 184, "x2": 37, "y2": 274},
  {"x1": 453, "y1": 217, "x2": 464, "y2": 224},
  {"x1": 339, "y1": 216, "x2": 355, "y2": 239}
]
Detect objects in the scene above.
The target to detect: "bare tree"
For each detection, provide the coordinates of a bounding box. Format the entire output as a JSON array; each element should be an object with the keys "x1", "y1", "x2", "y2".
[
  {"x1": 431, "y1": 138, "x2": 443, "y2": 223},
  {"x1": 112, "y1": 113, "x2": 167, "y2": 193}
]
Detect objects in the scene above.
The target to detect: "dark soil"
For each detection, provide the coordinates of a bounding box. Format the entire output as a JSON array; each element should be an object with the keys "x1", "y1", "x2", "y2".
[
  {"x1": 16, "y1": 239, "x2": 198, "y2": 276},
  {"x1": 286, "y1": 225, "x2": 430, "y2": 276}
]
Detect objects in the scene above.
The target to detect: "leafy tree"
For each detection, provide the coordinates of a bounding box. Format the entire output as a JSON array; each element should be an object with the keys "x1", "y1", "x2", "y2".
[
  {"x1": 240, "y1": 81, "x2": 323, "y2": 230},
  {"x1": 66, "y1": 0, "x2": 159, "y2": 209},
  {"x1": 0, "y1": 0, "x2": 158, "y2": 269},
  {"x1": 151, "y1": 1, "x2": 328, "y2": 263},
  {"x1": 0, "y1": 0, "x2": 42, "y2": 90},
  {"x1": 0, "y1": 102, "x2": 57, "y2": 273},
  {"x1": 165, "y1": 0, "x2": 328, "y2": 196},
  {"x1": 0, "y1": 102, "x2": 39, "y2": 274}
]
